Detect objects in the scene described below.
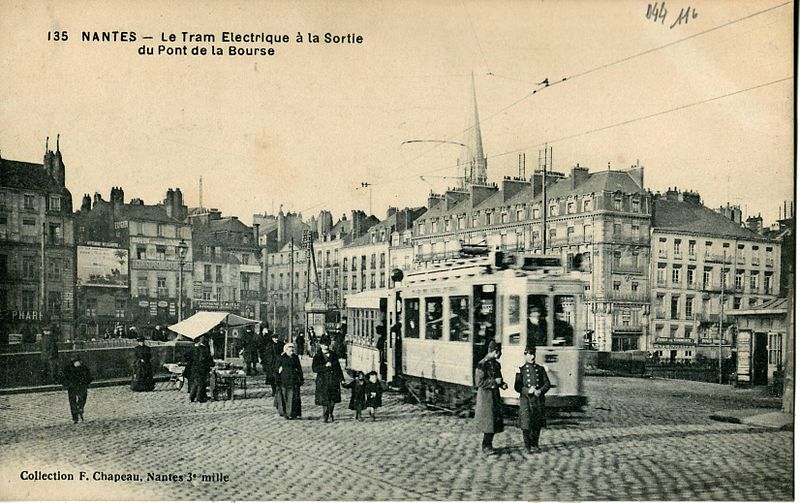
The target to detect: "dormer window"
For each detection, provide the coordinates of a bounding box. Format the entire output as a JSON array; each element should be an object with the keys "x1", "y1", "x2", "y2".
[
  {"x1": 549, "y1": 204, "x2": 558, "y2": 216},
  {"x1": 613, "y1": 198, "x2": 622, "y2": 211},
  {"x1": 567, "y1": 201, "x2": 575, "y2": 214}
]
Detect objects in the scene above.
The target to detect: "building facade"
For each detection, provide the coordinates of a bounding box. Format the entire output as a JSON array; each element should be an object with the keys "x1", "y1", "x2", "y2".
[
  {"x1": 0, "y1": 139, "x2": 76, "y2": 341},
  {"x1": 75, "y1": 187, "x2": 193, "y2": 334},
  {"x1": 649, "y1": 191, "x2": 781, "y2": 362},
  {"x1": 189, "y1": 209, "x2": 261, "y2": 320}
]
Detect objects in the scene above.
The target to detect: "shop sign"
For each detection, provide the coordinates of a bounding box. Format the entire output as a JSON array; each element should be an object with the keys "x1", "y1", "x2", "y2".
[
  {"x1": 1, "y1": 310, "x2": 43, "y2": 321},
  {"x1": 157, "y1": 301, "x2": 169, "y2": 308},
  {"x1": 138, "y1": 300, "x2": 150, "y2": 307}
]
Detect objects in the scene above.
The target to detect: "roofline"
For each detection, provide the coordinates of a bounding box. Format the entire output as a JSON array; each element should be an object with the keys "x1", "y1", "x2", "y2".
[{"x1": 651, "y1": 227, "x2": 778, "y2": 244}]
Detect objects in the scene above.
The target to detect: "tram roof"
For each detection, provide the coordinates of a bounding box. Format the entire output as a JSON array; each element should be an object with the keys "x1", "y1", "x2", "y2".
[{"x1": 345, "y1": 290, "x2": 386, "y2": 310}]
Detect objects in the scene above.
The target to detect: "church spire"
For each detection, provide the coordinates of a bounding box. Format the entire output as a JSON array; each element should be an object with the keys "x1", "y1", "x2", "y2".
[{"x1": 462, "y1": 72, "x2": 487, "y2": 186}]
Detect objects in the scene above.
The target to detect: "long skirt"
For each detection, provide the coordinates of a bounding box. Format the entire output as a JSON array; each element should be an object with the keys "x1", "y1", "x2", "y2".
[
  {"x1": 274, "y1": 385, "x2": 302, "y2": 418},
  {"x1": 130, "y1": 360, "x2": 155, "y2": 392}
]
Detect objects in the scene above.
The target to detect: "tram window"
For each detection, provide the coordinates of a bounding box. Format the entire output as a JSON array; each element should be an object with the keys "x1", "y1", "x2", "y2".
[
  {"x1": 526, "y1": 295, "x2": 548, "y2": 347},
  {"x1": 404, "y1": 298, "x2": 420, "y2": 338},
  {"x1": 553, "y1": 295, "x2": 575, "y2": 346},
  {"x1": 449, "y1": 296, "x2": 470, "y2": 342},
  {"x1": 425, "y1": 297, "x2": 443, "y2": 340},
  {"x1": 508, "y1": 295, "x2": 521, "y2": 345}
]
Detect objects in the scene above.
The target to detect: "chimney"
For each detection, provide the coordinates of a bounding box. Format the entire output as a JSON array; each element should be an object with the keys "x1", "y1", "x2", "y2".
[
  {"x1": 469, "y1": 184, "x2": 498, "y2": 207},
  {"x1": 681, "y1": 190, "x2": 701, "y2": 206},
  {"x1": 81, "y1": 194, "x2": 91, "y2": 212},
  {"x1": 627, "y1": 164, "x2": 644, "y2": 189},
  {"x1": 571, "y1": 165, "x2": 589, "y2": 189},
  {"x1": 386, "y1": 207, "x2": 398, "y2": 219},
  {"x1": 174, "y1": 187, "x2": 185, "y2": 220},
  {"x1": 110, "y1": 186, "x2": 125, "y2": 206},
  {"x1": 665, "y1": 187, "x2": 679, "y2": 201},
  {"x1": 165, "y1": 188, "x2": 175, "y2": 218},
  {"x1": 92, "y1": 192, "x2": 104, "y2": 208},
  {"x1": 745, "y1": 214, "x2": 763, "y2": 234},
  {"x1": 444, "y1": 188, "x2": 469, "y2": 210},
  {"x1": 427, "y1": 192, "x2": 445, "y2": 210},
  {"x1": 502, "y1": 176, "x2": 531, "y2": 202}
]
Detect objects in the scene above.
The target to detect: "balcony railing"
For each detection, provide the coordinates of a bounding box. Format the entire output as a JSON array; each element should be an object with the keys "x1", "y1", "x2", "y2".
[
  {"x1": 654, "y1": 337, "x2": 695, "y2": 345},
  {"x1": 703, "y1": 253, "x2": 733, "y2": 264}
]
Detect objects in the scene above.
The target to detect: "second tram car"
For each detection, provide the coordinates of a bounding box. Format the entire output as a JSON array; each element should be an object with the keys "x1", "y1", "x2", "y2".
[{"x1": 345, "y1": 247, "x2": 588, "y2": 411}]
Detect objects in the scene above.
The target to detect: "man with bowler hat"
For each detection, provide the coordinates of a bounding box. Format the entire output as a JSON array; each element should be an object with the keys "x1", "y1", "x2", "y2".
[{"x1": 514, "y1": 344, "x2": 551, "y2": 453}]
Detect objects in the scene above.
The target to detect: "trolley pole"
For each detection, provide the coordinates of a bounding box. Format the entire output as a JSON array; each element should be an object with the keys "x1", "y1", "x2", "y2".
[
  {"x1": 289, "y1": 237, "x2": 294, "y2": 342},
  {"x1": 718, "y1": 248, "x2": 726, "y2": 384}
]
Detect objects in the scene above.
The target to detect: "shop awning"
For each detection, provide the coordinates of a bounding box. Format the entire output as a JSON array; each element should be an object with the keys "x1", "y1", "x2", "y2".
[
  {"x1": 345, "y1": 290, "x2": 385, "y2": 310},
  {"x1": 168, "y1": 311, "x2": 259, "y2": 340}
]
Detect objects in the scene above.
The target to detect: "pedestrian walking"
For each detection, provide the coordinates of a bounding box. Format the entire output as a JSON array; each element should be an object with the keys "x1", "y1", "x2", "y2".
[
  {"x1": 312, "y1": 334, "x2": 345, "y2": 422},
  {"x1": 185, "y1": 336, "x2": 214, "y2": 403},
  {"x1": 474, "y1": 341, "x2": 507, "y2": 455},
  {"x1": 40, "y1": 324, "x2": 60, "y2": 384},
  {"x1": 130, "y1": 335, "x2": 155, "y2": 392},
  {"x1": 274, "y1": 342, "x2": 304, "y2": 419},
  {"x1": 343, "y1": 371, "x2": 366, "y2": 420},
  {"x1": 514, "y1": 345, "x2": 551, "y2": 453},
  {"x1": 363, "y1": 370, "x2": 383, "y2": 421},
  {"x1": 263, "y1": 331, "x2": 283, "y2": 394},
  {"x1": 308, "y1": 329, "x2": 318, "y2": 359},
  {"x1": 242, "y1": 326, "x2": 259, "y2": 376},
  {"x1": 62, "y1": 355, "x2": 92, "y2": 423},
  {"x1": 295, "y1": 330, "x2": 305, "y2": 358},
  {"x1": 257, "y1": 326, "x2": 270, "y2": 372}
]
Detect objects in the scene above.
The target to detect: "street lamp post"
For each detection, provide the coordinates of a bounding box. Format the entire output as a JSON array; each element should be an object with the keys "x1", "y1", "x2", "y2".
[{"x1": 176, "y1": 239, "x2": 189, "y2": 322}]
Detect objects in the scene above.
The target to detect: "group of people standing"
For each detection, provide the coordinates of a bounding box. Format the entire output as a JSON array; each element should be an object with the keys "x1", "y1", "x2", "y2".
[{"x1": 474, "y1": 341, "x2": 551, "y2": 455}]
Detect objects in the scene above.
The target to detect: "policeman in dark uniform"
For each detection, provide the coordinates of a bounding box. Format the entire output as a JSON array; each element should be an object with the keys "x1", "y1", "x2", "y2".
[{"x1": 514, "y1": 344, "x2": 551, "y2": 453}]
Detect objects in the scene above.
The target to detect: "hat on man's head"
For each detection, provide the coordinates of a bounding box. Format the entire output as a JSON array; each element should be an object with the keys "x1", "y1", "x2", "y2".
[
  {"x1": 319, "y1": 334, "x2": 331, "y2": 346},
  {"x1": 136, "y1": 335, "x2": 146, "y2": 342},
  {"x1": 487, "y1": 341, "x2": 501, "y2": 353},
  {"x1": 524, "y1": 344, "x2": 537, "y2": 355}
]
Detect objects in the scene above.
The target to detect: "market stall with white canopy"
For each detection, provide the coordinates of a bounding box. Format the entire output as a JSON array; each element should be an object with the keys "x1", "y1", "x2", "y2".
[{"x1": 168, "y1": 311, "x2": 259, "y2": 358}]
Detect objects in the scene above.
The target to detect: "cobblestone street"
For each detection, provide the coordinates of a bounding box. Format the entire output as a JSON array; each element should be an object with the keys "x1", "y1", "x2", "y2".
[{"x1": 0, "y1": 361, "x2": 792, "y2": 501}]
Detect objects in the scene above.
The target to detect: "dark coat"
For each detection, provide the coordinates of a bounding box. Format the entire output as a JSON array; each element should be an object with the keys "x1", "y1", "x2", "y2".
[
  {"x1": 474, "y1": 357, "x2": 505, "y2": 434},
  {"x1": 131, "y1": 344, "x2": 155, "y2": 391},
  {"x1": 263, "y1": 337, "x2": 283, "y2": 383},
  {"x1": 242, "y1": 331, "x2": 259, "y2": 362},
  {"x1": 62, "y1": 363, "x2": 92, "y2": 391},
  {"x1": 276, "y1": 353, "x2": 304, "y2": 387},
  {"x1": 363, "y1": 380, "x2": 383, "y2": 408},
  {"x1": 312, "y1": 350, "x2": 344, "y2": 406},
  {"x1": 184, "y1": 343, "x2": 214, "y2": 382},
  {"x1": 343, "y1": 378, "x2": 365, "y2": 410},
  {"x1": 514, "y1": 363, "x2": 551, "y2": 429}
]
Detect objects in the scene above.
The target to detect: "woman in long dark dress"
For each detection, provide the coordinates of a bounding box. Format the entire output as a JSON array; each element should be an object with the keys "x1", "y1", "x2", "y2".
[
  {"x1": 130, "y1": 336, "x2": 155, "y2": 392},
  {"x1": 312, "y1": 334, "x2": 345, "y2": 422},
  {"x1": 274, "y1": 342, "x2": 304, "y2": 419}
]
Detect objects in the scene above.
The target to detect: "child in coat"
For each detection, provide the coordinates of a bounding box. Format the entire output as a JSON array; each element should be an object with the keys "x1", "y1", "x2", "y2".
[
  {"x1": 364, "y1": 371, "x2": 383, "y2": 421},
  {"x1": 343, "y1": 371, "x2": 366, "y2": 420}
]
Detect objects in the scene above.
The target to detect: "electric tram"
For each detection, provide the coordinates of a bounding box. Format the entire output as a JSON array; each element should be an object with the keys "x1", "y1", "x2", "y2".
[{"x1": 345, "y1": 246, "x2": 588, "y2": 411}]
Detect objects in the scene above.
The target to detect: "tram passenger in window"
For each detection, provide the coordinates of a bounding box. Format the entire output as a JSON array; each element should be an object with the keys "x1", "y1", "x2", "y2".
[
  {"x1": 553, "y1": 306, "x2": 574, "y2": 346},
  {"x1": 526, "y1": 304, "x2": 548, "y2": 347}
]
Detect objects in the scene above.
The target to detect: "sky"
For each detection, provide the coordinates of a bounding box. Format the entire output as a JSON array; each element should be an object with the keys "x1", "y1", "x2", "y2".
[{"x1": 0, "y1": 0, "x2": 795, "y2": 225}]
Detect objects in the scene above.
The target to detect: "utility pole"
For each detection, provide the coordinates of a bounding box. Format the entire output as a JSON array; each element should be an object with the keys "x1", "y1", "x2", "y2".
[
  {"x1": 361, "y1": 182, "x2": 373, "y2": 215},
  {"x1": 719, "y1": 248, "x2": 726, "y2": 384},
  {"x1": 40, "y1": 222, "x2": 46, "y2": 325},
  {"x1": 289, "y1": 237, "x2": 294, "y2": 342}
]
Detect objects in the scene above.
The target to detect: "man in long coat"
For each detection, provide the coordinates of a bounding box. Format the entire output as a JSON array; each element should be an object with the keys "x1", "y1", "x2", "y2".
[
  {"x1": 242, "y1": 327, "x2": 259, "y2": 376},
  {"x1": 474, "y1": 341, "x2": 507, "y2": 455},
  {"x1": 263, "y1": 331, "x2": 283, "y2": 393},
  {"x1": 514, "y1": 345, "x2": 551, "y2": 453},
  {"x1": 185, "y1": 336, "x2": 214, "y2": 403},
  {"x1": 312, "y1": 334, "x2": 345, "y2": 422}
]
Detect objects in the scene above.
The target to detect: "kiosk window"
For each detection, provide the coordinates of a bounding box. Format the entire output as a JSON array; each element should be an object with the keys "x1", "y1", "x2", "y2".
[
  {"x1": 404, "y1": 298, "x2": 420, "y2": 338},
  {"x1": 425, "y1": 297, "x2": 443, "y2": 340},
  {"x1": 449, "y1": 296, "x2": 470, "y2": 342}
]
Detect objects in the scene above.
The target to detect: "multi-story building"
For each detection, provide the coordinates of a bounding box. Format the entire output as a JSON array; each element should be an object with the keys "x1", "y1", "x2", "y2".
[
  {"x1": 0, "y1": 138, "x2": 76, "y2": 341},
  {"x1": 265, "y1": 240, "x2": 308, "y2": 336},
  {"x1": 189, "y1": 209, "x2": 261, "y2": 320},
  {"x1": 412, "y1": 165, "x2": 652, "y2": 352},
  {"x1": 649, "y1": 189, "x2": 781, "y2": 362},
  {"x1": 75, "y1": 187, "x2": 192, "y2": 332}
]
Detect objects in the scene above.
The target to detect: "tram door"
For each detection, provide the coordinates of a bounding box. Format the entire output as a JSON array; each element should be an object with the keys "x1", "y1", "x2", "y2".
[{"x1": 473, "y1": 284, "x2": 497, "y2": 371}]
